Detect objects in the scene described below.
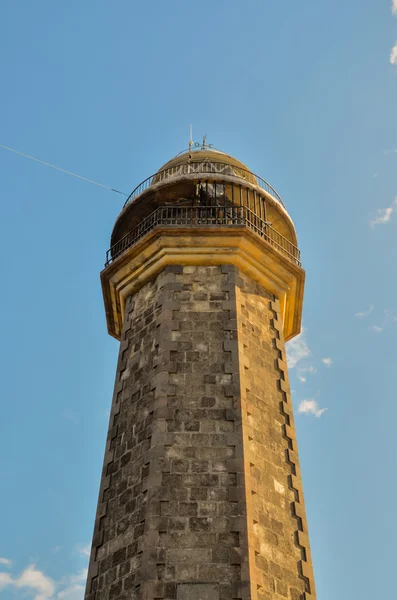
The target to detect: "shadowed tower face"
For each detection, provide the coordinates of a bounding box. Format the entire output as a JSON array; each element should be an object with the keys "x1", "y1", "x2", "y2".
[{"x1": 85, "y1": 146, "x2": 316, "y2": 600}]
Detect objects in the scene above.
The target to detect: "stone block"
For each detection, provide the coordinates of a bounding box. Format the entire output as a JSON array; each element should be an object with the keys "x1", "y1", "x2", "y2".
[
  {"x1": 167, "y1": 548, "x2": 211, "y2": 564},
  {"x1": 141, "y1": 581, "x2": 165, "y2": 600},
  {"x1": 177, "y1": 583, "x2": 219, "y2": 600},
  {"x1": 300, "y1": 559, "x2": 315, "y2": 583}
]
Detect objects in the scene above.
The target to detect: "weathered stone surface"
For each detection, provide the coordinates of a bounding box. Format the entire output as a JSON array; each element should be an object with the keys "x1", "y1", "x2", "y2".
[
  {"x1": 177, "y1": 583, "x2": 219, "y2": 600},
  {"x1": 234, "y1": 270, "x2": 315, "y2": 599},
  {"x1": 85, "y1": 265, "x2": 315, "y2": 600}
]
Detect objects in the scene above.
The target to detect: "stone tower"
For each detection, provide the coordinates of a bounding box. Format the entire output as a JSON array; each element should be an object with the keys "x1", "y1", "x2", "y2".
[{"x1": 85, "y1": 144, "x2": 316, "y2": 600}]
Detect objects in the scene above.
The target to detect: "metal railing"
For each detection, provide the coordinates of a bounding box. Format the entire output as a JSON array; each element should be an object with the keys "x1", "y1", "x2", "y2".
[
  {"x1": 106, "y1": 205, "x2": 300, "y2": 267},
  {"x1": 123, "y1": 160, "x2": 285, "y2": 209}
]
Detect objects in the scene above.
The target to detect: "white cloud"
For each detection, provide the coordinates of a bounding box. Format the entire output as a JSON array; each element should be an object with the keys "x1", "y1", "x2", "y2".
[
  {"x1": 18, "y1": 565, "x2": 55, "y2": 600},
  {"x1": 0, "y1": 558, "x2": 12, "y2": 567},
  {"x1": 0, "y1": 572, "x2": 12, "y2": 588},
  {"x1": 371, "y1": 207, "x2": 393, "y2": 225},
  {"x1": 369, "y1": 325, "x2": 384, "y2": 333},
  {"x1": 0, "y1": 564, "x2": 56, "y2": 600},
  {"x1": 355, "y1": 307, "x2": 397, "y2": 333},
  {"x1": 300, "y1": 366, "x2": 316, "y2": 374},
  {"x1": 63, "y1": 568, "x2": 88, "y2": 586},
  {"x1": 361, "y1": 309, "x2": 397, "y2": 333},
  {"x1": 391, "y1": 42, "x2": 397, "y2": 65},
  {"x1": 297, "y1": 365, "x2": 317, "y2": 383},
  {"x1": 57, "y1": 569, "x2": 87, "y2": 599},
  {"x1": 355, "y1": 305, "x2": 374, "y2": 318},
  {"x1": 57, "y1": 583, "x2": 85, "y2": 599},
  {"x1": 321, "y1": 357, "x2": 333, "y2": 367},
  {"x1": 393, "y1": 0, "x2": 397, "y2": 16},
  {"x1": 298, "y1": 399, "x2": 327, "y2": 418},
  {"x1": 76, "y1": 543, "x2": 91, "y2": 558},
  {"x1": 370, "y1": 199, "x2": 397, "y2": 227},
  {"x1": 286, "y1": 328, "x2": 311, "y2": 368},
  {"x1": 383, "y1": 309, "x2": 397, "y2": 322},
  {"x1": 0, "y1": 545, "x2": 90, "y2": 600}
]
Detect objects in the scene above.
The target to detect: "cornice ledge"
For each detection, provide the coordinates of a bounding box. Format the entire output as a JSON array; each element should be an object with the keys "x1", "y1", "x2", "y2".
[{"x1": 101, "y1": 227, "x2": 304, "y2": 341}]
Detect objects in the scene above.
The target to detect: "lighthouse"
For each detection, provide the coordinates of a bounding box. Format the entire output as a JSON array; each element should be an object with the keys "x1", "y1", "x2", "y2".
[{"x1": 85, "y1": 143, "x2": 315, "y2": 600}]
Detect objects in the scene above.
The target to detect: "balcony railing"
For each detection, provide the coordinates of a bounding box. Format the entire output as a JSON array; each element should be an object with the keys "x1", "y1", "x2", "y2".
[
  {"x1": 105, "y1": 205, "x2": 301, "y2": 267},
  {"x1": 123, "y1": 159, "x2": 286, "y2": 210}
]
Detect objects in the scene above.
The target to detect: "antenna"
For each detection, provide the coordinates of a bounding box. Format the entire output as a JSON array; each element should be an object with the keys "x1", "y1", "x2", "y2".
[{"x1": 189, "y1": 125, "x2": 193, "y2": 159}]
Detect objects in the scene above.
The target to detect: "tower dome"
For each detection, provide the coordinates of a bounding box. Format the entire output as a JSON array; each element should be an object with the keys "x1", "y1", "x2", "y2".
[{"x1": 110, "y1": 147, "x2": 298, "y2": 255}]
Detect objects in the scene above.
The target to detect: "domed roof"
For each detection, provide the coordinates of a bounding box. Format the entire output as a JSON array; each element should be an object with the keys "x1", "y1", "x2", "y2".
[
  {"x1": 155, "y1": 148, "x2": 258, "y2": 186},
  {"x1": 110, "y1": 145, "x2": 297, "y2": 251}
]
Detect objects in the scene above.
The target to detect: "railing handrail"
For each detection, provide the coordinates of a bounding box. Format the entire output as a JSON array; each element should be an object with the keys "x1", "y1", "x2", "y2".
[
  {"x1": 122, "y1": 159, "x2": 285, "y2": 210},
  {"x1": 106, "y1": 205, "x2": 300, "y2": 268}
]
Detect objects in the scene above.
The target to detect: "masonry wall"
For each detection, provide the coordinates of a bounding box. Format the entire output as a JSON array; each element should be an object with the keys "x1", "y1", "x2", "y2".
[
  {"x1": 85, "y1": 265, "x2": 315, "y2": 600},
  {"x1": 233, "y1": 271, "x2": 316, "y2": 600}
]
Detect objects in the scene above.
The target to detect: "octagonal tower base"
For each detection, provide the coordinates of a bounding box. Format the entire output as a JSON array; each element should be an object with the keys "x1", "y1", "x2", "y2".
[{"x1": 85, "y1": 264, "x2": 315, "y2": 600}]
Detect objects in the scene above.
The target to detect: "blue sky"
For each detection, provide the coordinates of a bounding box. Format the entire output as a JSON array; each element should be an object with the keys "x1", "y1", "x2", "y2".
[{"x1": 0, "y1": 1, "x2": 396, "y2": 598}]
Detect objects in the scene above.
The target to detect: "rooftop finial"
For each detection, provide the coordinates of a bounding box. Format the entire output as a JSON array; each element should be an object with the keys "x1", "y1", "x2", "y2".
[
  {"x1": 175, "y1": 135, "x2": 217, "y2": 160},
  {"x1": 191, "y1": 134, "x2": 213, "y2": 151}
]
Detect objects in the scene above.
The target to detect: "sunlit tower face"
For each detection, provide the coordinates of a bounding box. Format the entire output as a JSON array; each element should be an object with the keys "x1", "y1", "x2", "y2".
[{"x1": 85, "y1": 144, "x2": 315, "y2": 600}]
